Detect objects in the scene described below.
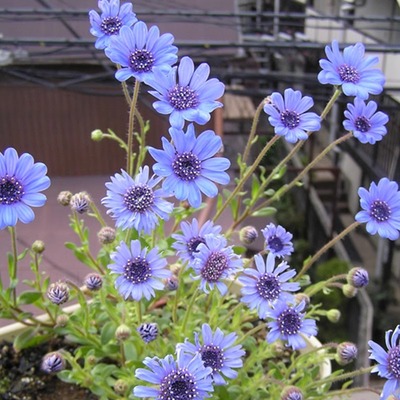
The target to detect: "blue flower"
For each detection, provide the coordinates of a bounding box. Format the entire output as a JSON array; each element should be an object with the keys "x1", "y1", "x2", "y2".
[
  {"x1": 134, "y1": 350, "x2": 214, "y2": 399},
  {"x1": 145, "y1": 56, "x2": 225, "y2": 129},
  {"x1": 137, "y1": 323, "x2": 158, "y2": 343},
  {"x1": 108, "y1": 240, "x2": 171, "y2": 301},
  {"x1": 343, "y1": 98, "x2": 389, "y2": 144},
  {"x1": 0, "y1": 147, "x2": 50, "y2": 230},
  {"x1": 266, "y1": 301, "x2": 317, "y2": 350},
  {"x1": 318, "y1": 40, "x2": 385, "y2": 100},
  {"x1": 105, "y1": 23, "x2": 178, "y2": 82},
  {"x1": 355, "y1": 178, "x2": 400, "y2": 240},
  {"x1": 369, "y1": 325, "x2": 400, "y2": 400},
  {"x1": 191, "y1": 234, "x2": 243, "y2": 295},
  {"x1": 148, "y1": 124, "x2": 230, "y2": 208},
  {"x1": 172, "y1": 218, "x2": 222, "y2": 264},
  {"x1": 177, "y1": 323, "x2": 245, "y2": 385},
  {"x1": 261, "y1": 223, "x2": 294, "y2": 258},
  {"x1": 89, "y1": 0, "x2": 137, "y2": 50},
  {"x1": 263, "y1": 88, "x2": 321, "y2": 143},
  {"x1": 239, "y1": 253, "x2": 300, "y2": 319},
  {"x1": 101, "y1": 166, "x2": 173, "y2": 234}
]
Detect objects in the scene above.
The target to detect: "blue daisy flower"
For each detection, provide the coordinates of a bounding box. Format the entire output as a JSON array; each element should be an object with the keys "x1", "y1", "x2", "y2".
[
  {"x1": 369, "y1": 325, "x2": 400, "y2": 400},
  {"x1": 148, "y1": 124, "x2": 230, "y2": 208},
  {"x1": 177, "y1": 323, "x2": 245, "y2": 385},
  {"x1": 343, "y1": 98, "x2": 389, "y2": 144},
  {"x1": 89, "y1": 0, "x2": 137, "y2": 50},
  {"x1": 134, "y1": 350, "x2": 214, "y2": 399},
  {"x1": 266, "y1": 301, "x2": 318, "y2": 350},
  {"x1": 239, "y1": 253, "x2": 300, "y2": 319},
  {"x1": 318, "y1": 40, "x2": 385, "y2": 100},
  {"x1": 144, "y1": 56, "x2": 225, "y2": 129},
  {"x1": 191, "y1": 234, "x2": 243, "y2": 295},
  {"x1": 355, "y1": 178, "x2": 400, "y2": 240},
  {"x1": 172, "y1": 218, "x2": 223, "y2": 264},
  {"x1": 101, "y1": 166, "x2": 173, "y2": 234},
  {"x1": 108, "y1": 240, "x2": 171, "y2": 301},
  {"x1": 104, "y1": 22, "x2": 178, "y2": 82},
  {"x1": 263, "y1": 88, "x2": 321, "y2": 143},
  {"x1": 261, "y1": 223, "x2": 294, "y2": 258},
  {"x1": 0, "y1": 147, "x2": 50, "y2": 230}
]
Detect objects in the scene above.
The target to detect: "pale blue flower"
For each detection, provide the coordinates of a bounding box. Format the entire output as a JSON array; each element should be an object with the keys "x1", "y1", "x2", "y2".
[{"x1": 261, "y1": 223, "x2": 294, "y2": 258}]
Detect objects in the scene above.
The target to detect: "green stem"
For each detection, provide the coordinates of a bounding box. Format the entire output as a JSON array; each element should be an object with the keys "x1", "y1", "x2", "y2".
[
  {"x1": 172, "y1": 266, "x2": 185, "y2": 324},
  {"x1": 181, "y1": 286, "x2": 199, "y2": 335},
  {"x1": 320, "y1": 87, "x2": 342, "y2": 121},
  {"x1": 102, "y1": 132, "x2": 128, "y2": 150},
  {"x1": 219, "y1": 302, "x2": 244, "y2": 328},
  {"x1": 9, "y1": 226, "x2": 18, "y2": 306},
  {"x1": 324, "y1": 386, "x2": 381, "y2": 398},
  {"x1": 237, "y1": 323, "x2": 264, "y2": 345},
  {"x1": 89, "y1": 202, "x2": 107, "y2": 227},
  {"x1": 136, "y1": 301, "x2": 142, "y2": 324},
  {"x1": 305, "y1": 274, "x2": 347, "y2": 297},
  {"x1": 127, "y1": 80, "x2": 141, "y2": 176}
]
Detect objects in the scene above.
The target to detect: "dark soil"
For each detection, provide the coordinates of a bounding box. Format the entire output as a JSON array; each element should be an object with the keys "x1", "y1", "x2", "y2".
[{"x1": 0, "y1": 339, "x2": 97, "y2": 400}]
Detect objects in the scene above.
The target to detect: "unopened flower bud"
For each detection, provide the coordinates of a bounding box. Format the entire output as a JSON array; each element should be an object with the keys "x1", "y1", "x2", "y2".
[
  {"x1": 86, "y1": 355, "x2": 97, "y2": 365},
  {"x1": 97, "y1": 226, "x2": 116, "y2": 244},
  {"x1": 91, "y1": 129, "x2": 104, "y2": 142},
  {"x1": 114, "y1": 379, "x2": 129, "y2": 395},
  {"x1": 137, "y1": 323, "x2": 158, "y2": 343},
  {"x1": 239, "y1": 226, "x2": 258, "y2": 245},
  {"x1": 57, "y1": 190, "x2": 72, "y2": 206},
  {"x1": 70, "y1": 192, "x2": 91, "y2": 214},
  {"x1": 294, "y1": 293, "x2": 310, "y2": 309},
  {"x1": 342, "y1": 283, "x2": 358, "y2": 298},
  {"x1": 55, "y1": 314, "x2": 69, "y2": 327},
  {"x1": 32, "y1": 240, "x2": 45, "y2": 254},
  {"x1": 327, "y1": 309, "x2": 341, "y2": 323},
  {"x1": 115, "y1": 324, "x2": 131, "y2": 341},
  {"x1": 181, "y1": 200, "x2": 190, "y2": 209},
  {"x1": 336, "y1": 342, "x2": 358, "y2": 365},
  {"x1": 281, "y1": 386, "x2": 303, "y2": 400},
  {"x1": 164, "y1": 276, "x2": 178, "y2": 291},
  {"x1": 170, "y1": 264, "x2": 182, "y2": 275},
  {"x1": 47, "y1": 281, "x2": 70, "y2": 305},
  {"x1": 84, "y1": 273, "x2": 103, "y2": 291},
  {"x1": 41, "y1": 352, "x2": 65, "y2": 373},
  {"x1": 347, "y1": 267, "x2": 369, "y2": 288}
]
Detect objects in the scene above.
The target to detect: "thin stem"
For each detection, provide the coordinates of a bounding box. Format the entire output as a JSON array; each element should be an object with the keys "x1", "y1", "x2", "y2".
[
  {"x1": 219, "y1": 302, "x2": 244, "y2": 327},
  {"x1": 136, "y1": 301, "x2": 142, "y2": 324},
  {"x1": 324, "y1": 386, "x2": 381, "y2": 398},
  {"x1": 9, "y1": 226, "x2": 18, "y2": 305},
  {"x1": 127, "y1": 80, "x2": 141, "y2": 176},
  {"x1": 172, "y1": 266, "x2": 185, "y2": 324},
  {"x1": 89, "y1": 202, "x2": 107, "y2": 227},
  {"x1": 181, "y1": 286, "x2": 199, "y2": 335},
  {"x1": 320, "y1": 87, "x2": 342, "y2": 121},
  {"x1": 305, "y1": 274, "x2": 347, "y2": 297},
  {"x1": 237, "y1": 323, "x2": 264, "y2": 345}
]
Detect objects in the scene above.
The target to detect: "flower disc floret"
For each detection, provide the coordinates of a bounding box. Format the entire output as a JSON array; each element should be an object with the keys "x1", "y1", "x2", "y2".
[
  {"x1": 343, "y1": 98, "x2": 389, "y2": 144},
  {"x1": 261, "y1": 223, "x2": 294, "y2": 258},
  {"x1": 355, "y1": 178, "x2": 400, "y2": 240},
  {"x1": 145, "y1": 56, "x2": 225, "y2": 129},
  {"x1": 318, "y1": 40, "x2": 385, "y2": 99},
  {"x1": 108, "y1": 240, "x2": 171, "y2": 301},
  {"x1": 102, "y1": 166, "x2": 173, "y2": 234},
  {"x1": 263, "y1": 88, "x2": 321, "y2": 143},
  {"x1": 0, "y1": 148, "x2": 50, "y2": 230},
  {"x1": 105, "y1": 22, "x2": 178, "y2": 82},
  {"x1": 89, "y1": 0, "x2": 137, "y2": 49},
  {"x1": 148, "y1": 124, "x2": 230, "y2": 208}
]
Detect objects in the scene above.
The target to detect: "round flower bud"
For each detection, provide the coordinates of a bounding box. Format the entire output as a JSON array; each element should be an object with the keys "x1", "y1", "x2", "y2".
[
  {"x1": 57, "y1": 190, "x2": 72, "y2": 206},
  {"x1": 47, "y1": 281, "x2": 70, "y2": 305},
  {"x1": 32, "y1": 240, "x2": 45, "y2": 254},
  {"x1": 97, "y1": 226, "x2": 116, "y2": 245},
  {"x1": 84, "y1": 273, "x2": 103, "y2": 291},
  {"x1": 86, "y1": 355, "x2": 97, "y2": 365},
  {"x1": 342, "y1": 283, "x2": 358, "y2": 298},
  {"x1": 137, "y1": 323, "x2": 158, "y2": 343},
  {"x1": 55, "y1": 314, "x2": 69, "y2": 327},
  {"x1": 239, "y1": 226, "x2": 258, "y2": 245},
  {"x1": 164, "y1": 276, "x2": 178, "y2": 291},
  {"x1": 347, "y1": 267, "x2": 369, "y2": 288},
  {"x1": 114, "y1": 379, "x2": 129, "y2": 395},
  {"x1": 327, "y1": 309, "x2": 341, "y2": 323},
  {"x1": 41, "y1": 352, "x2": 65, "y2": 373},
  {"x1": 294, "y1": 293, "x2": 310, "y2": 309},
  {"x1": 115, "y1": 324, "x2": 131, "y2": 341},
  {"x1": 336, "y1": 342, "x2": 358, "y2": 365},
  {"x1": 170, "y1": 263, "x2": 182, "y2": 275},
  {"x1": 91, "y1": 129, "x2": 104, "y2": 142},
  {"x1": 70, "y1": 192, "x2": 91, "y2": 214},
  {"x1": 281, "y1": 386, "x2": 303, "y2": 400}
]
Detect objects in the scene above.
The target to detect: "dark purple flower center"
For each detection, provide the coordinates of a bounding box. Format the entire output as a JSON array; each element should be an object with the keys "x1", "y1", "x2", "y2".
[
  {"x1": 388, "y1": 345, "x2": 400, "y2": 379},
  {"x1": 201, "y1": 252, "x2": 228, "y2": 282},
  {"x1": 168, "y1": 85, "x2": 199, "y2": 110},
  {"x1": 0, "y1": 175, "x2": 24, "y2": 205},
  {"x1": 124, "y1": 256, "x2": 151, "y2": 284},
  {"x1": 355, "y1": 116, "x2": 371, "y2": 133},
  {"x1": 187, "y1": 236, "x2": 205, "y2": 257},
  {"x1": 200, "y1": 344, "x2": 224, "y2": 372},
  {"x1": 338, "y1": 64, "x2": 360, "y2": 83},
  {"x1": 370, "y1": 199, "x2": 390, "y2": 222},
  {"x1": 124, "y1": 184, "x2": 154, "y2": 213},
  {"x1": 280, "y1": 110, "x2": 300, "y2": 129},
  {"x1": 159, "y1": 368, "x2": 198, "y2": 400},
  {"x1": 268, "y1": 235, "x2": 284, "y2": 253},
  {"x1": 129, "y1": 49, "x2": 155, "y2": 73},
  {"x1": 256, "y1": 273, "x2": 281, "y2": 301},
  {"x1": 100, "y1": 16, "x2": 122, "y2": 35},
  {"x1": 277, "y1": 307, "x2": 302, "y2": 335},
  {"x1": 172, "y1": 152, "x2": 201, "y2": 181}
]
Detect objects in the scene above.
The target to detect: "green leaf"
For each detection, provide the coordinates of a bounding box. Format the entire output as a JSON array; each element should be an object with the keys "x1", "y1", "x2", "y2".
[
  {"x1": 13, "y1": 328, "x2": 52, "y2": 352},
  {"x1": 123, "y1": 341, "x2": 137, "y2": 361},
  {"x1": 251, "y1": 207, "x2": 276, "y2": 217},
  {"x1": 251, "y1": 174, "x2": 260, "y2": 198},
  {"x1": 17, "y1": 291, "x2": 43, "y2": 305},
  {"x1": 101, "y1": 321, "x2": 117, "y2": 345}
]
